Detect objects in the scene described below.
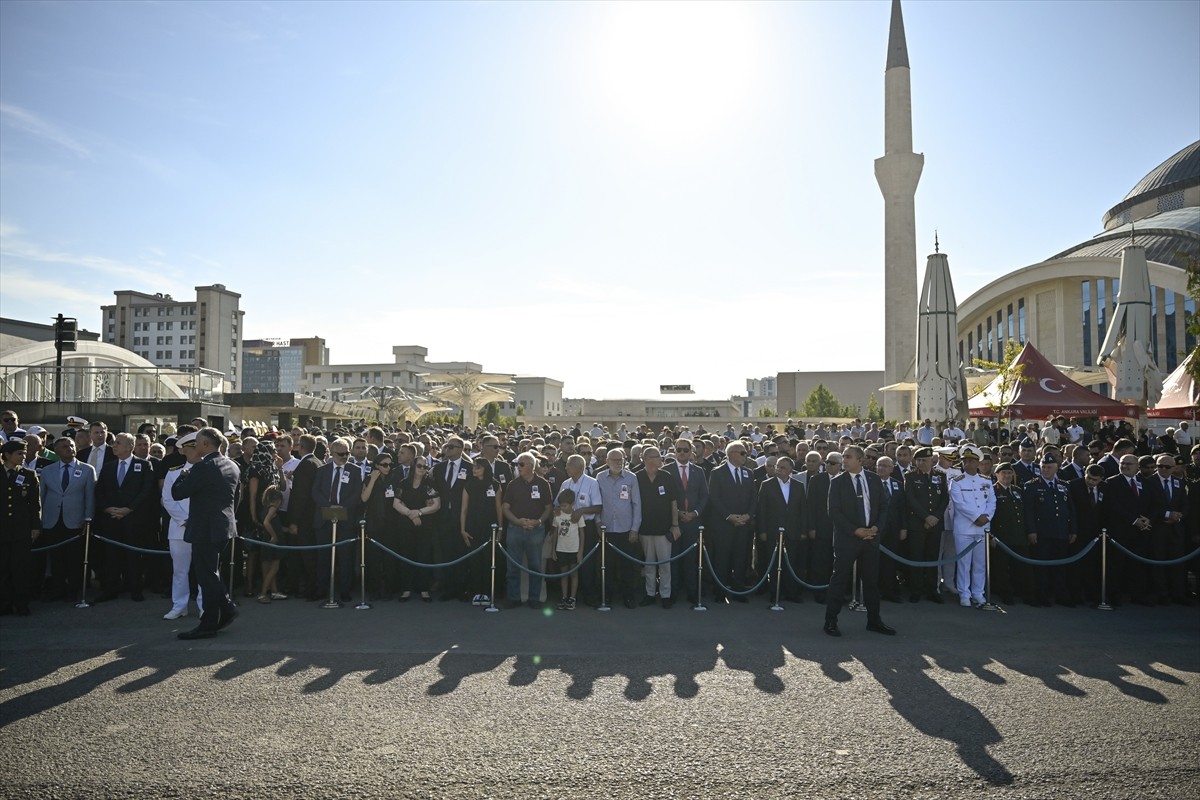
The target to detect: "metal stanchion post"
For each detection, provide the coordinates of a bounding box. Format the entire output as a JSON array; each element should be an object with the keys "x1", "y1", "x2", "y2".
[
  {"x1": 980, "y1": 529, "x2": 1003, "y2": 612},
  {"x1": 486, "y1": 524, "x2": 500, "y2": 613},
  {"x1": 848, "y1": 561, "x2": 866, "y2": 612},
  {"x1": 694, "y1": 526, "x2": 707, "y2": 612},
  {"x1": 597, "y1": 526, "x2": 611, "y2": 612},
  {"x1": 1097, "y1": 529, "x2": 1114, "y2": 611},
  {"x1": 75, "y1": 520, "x2": 93, "y2": 609},
  {"x1": 225, "y1": 535, "x2": 238, "y2": 596},
  {"x1": 770, "y1": 528, "x2": 785, "y2": 612},
  {"x1": 322, "y1": 520, "x2": 341, "y2": 609},
  {"x1": 355, "y1": 520, "x2": 371, "y2": 610}
]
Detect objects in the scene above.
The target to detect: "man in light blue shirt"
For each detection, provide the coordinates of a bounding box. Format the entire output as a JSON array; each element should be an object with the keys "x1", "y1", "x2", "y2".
[{"x1": 595, "y1": 449, "x2": 642, "y2": 608}]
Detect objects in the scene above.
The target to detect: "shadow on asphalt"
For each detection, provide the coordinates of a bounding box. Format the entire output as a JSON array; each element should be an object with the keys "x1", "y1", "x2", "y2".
[{"x1": 2, "y1": 598, "x2": 1197, "y2": 787}]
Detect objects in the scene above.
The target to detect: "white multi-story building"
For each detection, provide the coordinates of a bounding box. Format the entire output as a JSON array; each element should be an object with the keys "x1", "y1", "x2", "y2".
[{"x1": 101, "y1": 284, "x2": 244, "y2": 390}]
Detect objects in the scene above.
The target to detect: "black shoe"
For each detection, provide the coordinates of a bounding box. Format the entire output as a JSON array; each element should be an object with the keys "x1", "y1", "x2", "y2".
[
  {"x1": 527, "y1": 600, "x2": 543, "y2": 610},
  {"x1": 624, "y1": 598, "x2": 637, "y2": 609},
  {"x1": 130, "y1": 592, "x2": 145, "y2": 602},
  {"x1": 638, "y1": 595, "x2": 657, "y2": 607},
  {"x1": 217, "y1": 607, "x2": 238, "y2": 630},
  {"x1": 909, "y1": 594, "x2": 921, "y2": 603},
  {"x1": 732, "y1": 595, "x2": 748, "y2": 604},
  {"x1": 504, "y1": 599, "x2": 522, "y2": 609},
  {"x1": 866, "y1": 620, "x2": 896, "y2": 635},
  {"x1": 178, "y1": 626, "x2": 218, "y2": 640},
  {"x1": 928, "y1": 593, "x2": 944, "y2": 604},
  {"x1": 95, "y1": 592, "x2": 119, "y2": 603},
  {"x1": 823, "y1": 619, "x2": 841, "y2": 637}
]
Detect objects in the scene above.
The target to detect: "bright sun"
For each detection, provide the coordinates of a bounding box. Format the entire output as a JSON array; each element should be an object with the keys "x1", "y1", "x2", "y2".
[{"x1": 585, "y1": 2, "x2": 767, "y2": 151}]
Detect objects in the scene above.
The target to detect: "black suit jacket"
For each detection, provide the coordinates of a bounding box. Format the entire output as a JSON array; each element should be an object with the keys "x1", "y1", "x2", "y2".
[
  {"x1": 828, "y1": 470, "x2": 886, "y2": 537},
  {"x1": 171, "y1": 452, "x2": 240, "y2": 544},
  {"x1": 95, "y1": 456, "x2": 157, "y2": 528},
  {"x1": 433, "y1": 456, "x2": 474, "y2": 520},
  {"x1": 1143, "y1": 472, "x2": 1186, "y2": 525},
  {"x1": 312, "y1": 460, "x2": 363, "y2": 524},
  {"x1": 288, "y1": 454, "x2": 320, "y2": 532},
  {"x1": 756, "y1": 476, "x2": 806, "y2": 540},
  {"x1": 1068, "y1": 477, "x2": 1104, "y2": 538},
  {"x1": 806, "y1": 471, "x2": 834, "y2": 539},
  {"x1": 707, "y1": 462, "x2": 757, "y2": 536},
  {"x1": 1101, "y1": 473, "x2": 1147, "y2": 537}
]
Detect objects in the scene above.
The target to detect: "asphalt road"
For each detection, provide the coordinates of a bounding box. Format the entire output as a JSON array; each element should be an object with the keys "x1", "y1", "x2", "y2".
[{"x1": 2, "y1": 594, "x2": 1197, "y2": 799}]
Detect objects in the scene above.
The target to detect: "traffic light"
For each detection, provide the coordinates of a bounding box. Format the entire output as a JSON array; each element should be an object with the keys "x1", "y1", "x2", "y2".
[{"x1": 55, "y1": 315, "x2": 78, "y2": 352}]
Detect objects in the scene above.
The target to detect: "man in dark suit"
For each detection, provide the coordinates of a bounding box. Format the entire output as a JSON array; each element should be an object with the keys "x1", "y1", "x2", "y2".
[
  {"x1": 286, "y1": 434, "x2": 321, "y2": 598},
  {"x1": 756, "y1": 456, "x2": 807, "y2": 603},
  {"x1": 94, "y1": 432, "x2": 158, "y2": 601},
  {"x1": 823, "y1": 446, "x2": 894, "y2": 637},
  {"x1": 1012, "y1": 438, "x2": 1040, "y2": 486},
  {"x1": 874, "y1": 456, "x2": 908, "y2": 603},
  {"x1": 38, "y1": 436, "x2": 96, "y2": 601},
  {"x1": 805, "y1": 454, "x2": 839, "y2": 602},
  {"x1": 170, "y1": 427, "x2": 240, "y2": 639},
  {"x1": 312, "y1": 437, "x2": 363, "y2": 603},
  {"x1": 78, "y1": 421, "x2": 117, "y2": 473},
  {"x1": 1067, "y1": 465, "x2": 1106, "y2": 604},
  {"x1": 433, "y1": 436, "x2": 473, "y2": 601},
  {"x1": 1143, "y1": 454, "x2": 1189, "y2": 604},
  {"x1": 665, "y1": 439, "x2": 709, "y2": 605},
  {"x1": 705, "y1": 441, "x2": 757, "y2": 603},
  {"x1": 1102, "y1": 454, "x2": 1151, "y2": 605}
]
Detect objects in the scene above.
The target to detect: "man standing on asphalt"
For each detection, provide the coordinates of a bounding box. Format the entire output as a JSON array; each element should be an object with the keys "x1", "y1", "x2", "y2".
[
  {"x1": 595, "y1": 449, "x2": 642, "y2": 609},
  {"x1": 170, "y1": 427, "x2": 240, "y2": 639}
]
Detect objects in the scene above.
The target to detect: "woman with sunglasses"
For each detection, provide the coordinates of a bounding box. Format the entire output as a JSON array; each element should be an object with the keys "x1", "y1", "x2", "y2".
[
  {"x1": 362, "y1": 452, "x2": 400, "y2": 600},
  {"x1": 393, "y1": 460, "x2": 441, "y2": 602},
  {"x1": 459, "y1": 458, "x2": 503, "y2": 605}
]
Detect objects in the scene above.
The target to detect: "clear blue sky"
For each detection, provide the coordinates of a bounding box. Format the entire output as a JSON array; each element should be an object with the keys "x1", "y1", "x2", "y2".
[{"x1": 2, "y1": 0, "x2": 1198, "y2": 400}]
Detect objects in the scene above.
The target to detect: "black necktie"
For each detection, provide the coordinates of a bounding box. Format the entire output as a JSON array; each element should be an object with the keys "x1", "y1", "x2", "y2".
[
  {"x1": 331, "y1": 467, "x2": 341, "y2": 504},
  {"x1": 62, "y1": 464, "x2": 70, "y2": 491}
]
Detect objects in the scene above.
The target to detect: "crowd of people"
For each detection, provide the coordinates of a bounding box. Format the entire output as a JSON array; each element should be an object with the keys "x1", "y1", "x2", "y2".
[{"x1": 2, "y1": 409, "x2": 1198, "y2": 637}]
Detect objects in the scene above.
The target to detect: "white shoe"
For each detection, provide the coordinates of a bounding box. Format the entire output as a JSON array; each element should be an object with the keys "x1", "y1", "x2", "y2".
[
  {"x1": 163, "y1": 608, "x2": 188, "y2": 620},
  {"x1": 959, "y1": 598, "x2": 972, "y2": 607}
]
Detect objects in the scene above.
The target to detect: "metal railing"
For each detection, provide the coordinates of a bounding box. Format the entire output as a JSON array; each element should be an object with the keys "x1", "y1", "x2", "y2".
[{"x1": 0, "y1": 363, "x2": 226, "y2": 403}]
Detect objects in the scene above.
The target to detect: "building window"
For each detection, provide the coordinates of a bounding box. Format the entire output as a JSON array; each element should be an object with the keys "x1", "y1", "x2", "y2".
[
  {"x1": 986, "y1": 316, "x2": 994, "y2": 362},
  {"x1": 976, "y1": 324, "x2": 983, "y2": 361},
  {"x1": 1097, "y1": 278, "x2": 1107, "y2": 351},
  {"x1": 1082, "y1": 281, "x2": 1092, "y2": 366},
  {"x1": 1018, "y1": 298, "x2": 1026, "y2": 343},
  {"x1": 967, "y1": 332, "x2": 973, "y2": 364},
  {"x1": 1165, "y1": 291, "x2": 1177, "y2": 370}
]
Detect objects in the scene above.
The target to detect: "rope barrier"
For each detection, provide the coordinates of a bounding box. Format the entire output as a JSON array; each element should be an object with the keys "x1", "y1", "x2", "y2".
[
  {"x1": 702, "y1": 547, "x2": 777, "y2": 597},
  {"x1": 1107, "y1": 538, "x2": 1200, "y2": 567},
  {"x1": 370, "y1": 537, "x2": 491, "y2": 569},
  {"x1": 604, "y1": 541, "x2": 697, "y2": 567},
  {"x1": 496, "y1": 542, "x2": 599, "y2": 579},
  {"x1": 236, "y1": 535, "x2": 355, "y2": 552},
  {"x1": 781, "y1": 550, "x2": 831, "y2": 591},
  {"x1": 92, "y1": 535, "x2": 172, "y2": 556},
  {"x1": 30, "y1": 534, "x2": 82, "y2": 554},
  {"x1": 879, "y1": 538, "x2": 982, "y2": 568},
  {"x1": 992, "y1": 537, "x2": 1099, "y2": 566}
]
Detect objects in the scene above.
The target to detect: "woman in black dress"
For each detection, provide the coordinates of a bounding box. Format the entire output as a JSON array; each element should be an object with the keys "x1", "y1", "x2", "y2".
[
  {"x1": 459, "y1": 459, "x2": 504, "y2": 604},
  {"x1": 392, "y1": 461, "x2": 441, "y2": 602},
  {"x1": 361, "y1": 452, "x2": 399, "y2": 599}
]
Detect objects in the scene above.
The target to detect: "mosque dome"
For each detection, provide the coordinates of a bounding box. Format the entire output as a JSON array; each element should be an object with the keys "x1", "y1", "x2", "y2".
[{"x1": 1102, "y1": 140, "x2": 1200, "y2": 230}]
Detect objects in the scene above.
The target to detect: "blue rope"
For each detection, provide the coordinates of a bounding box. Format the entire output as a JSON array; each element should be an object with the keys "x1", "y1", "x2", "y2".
[
  {"x1": 703, "y1": 547, "x2": 777, "y2": 597},
  {"x1": 992, "y1": 537, "x2": 1099, "y2": 566},
  {"x1": 31, "y1": 534, "x2": 82, "y2": 554},
  {"x1": 497, "y1": 542, "x2": 599, "y2": 578},
  {"x1": 1108, "y1": 537, "x2": 1200, "y2": 567},
  {"x1": 370, "y1": 537, "x2": 491, "y2": 568},
  {"x1": 92, "y1": 535, "x2": 172, "y2": 556},
  {"x1": 879, "y1": 538, "x2": 982, "y2": 567},
  {"x1": 236, "y1": 535, "x2": 355, "y2": 552},
  {"x1": 781, "y1": 545, "x2": 831, "y2": 590},
  {"x1": 605, "y1": 541, "x2": 697, "y2": 566}
]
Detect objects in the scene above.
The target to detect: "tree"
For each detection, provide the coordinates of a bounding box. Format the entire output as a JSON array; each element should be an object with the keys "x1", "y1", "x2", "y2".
[
  {"x1": 757, "y1": 407, "x2": 775, "y2": 417},
  {"x1": 839, "y1": 403, "x2": 862, "y2": 418},
  {"x1": 865, "y1": 393, "x2": 884, "y2": 422},
  {"x1": 481, "y1": 402, "x2": 500, "y2": 426},
  {"x1": 802, "y1": 384, "x2": 842, "y2": 417},
  {"x1": 973, "y1": 340, "x2": 1031, "y2": 432},
  {"x1": 1182, "y1": 250, "x2": 1200, "y2": 384}
]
